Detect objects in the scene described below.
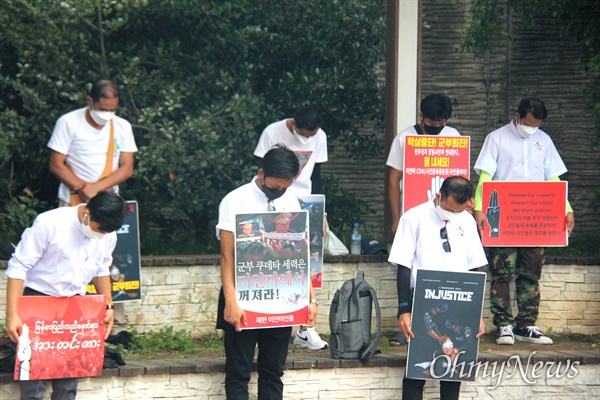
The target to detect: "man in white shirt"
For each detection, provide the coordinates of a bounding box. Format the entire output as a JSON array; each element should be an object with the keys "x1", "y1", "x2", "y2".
[
  {"x1": 254, "y1": 106, "x2": 328, "y2": 197},
  {"x1": 389, "y1": 176, "x2": 487, "y2": 400},
  {"x1": 473, "y1": 97, "x2": 575, "y2": 346},
  {"x1": 217, "y1": 145, "x2": 318, "y2": 399},
  {"x1": 254, "y1": 107, "x2": 329, "y2": 350},
  {"x1": 48, "y1": 79, "x2": 138, "y2": 206},
  {"x1": 48, "y1": 79, "x2": 137, "y2": 339},
  {"x1": 386, "y1": 94, "x2": 460, "y2": 235},
  {"x1": 5, "y1": 191, "x2": 127, "y2": 400}
]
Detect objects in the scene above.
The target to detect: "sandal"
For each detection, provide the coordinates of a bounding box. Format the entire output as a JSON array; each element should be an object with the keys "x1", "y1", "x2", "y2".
[{"x1": 388, "y1": 331, "x2": 407, "y2": 347}]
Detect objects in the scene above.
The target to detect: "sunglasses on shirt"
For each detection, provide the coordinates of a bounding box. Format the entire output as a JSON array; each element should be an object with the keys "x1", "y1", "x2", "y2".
[{"x1": 440, "y1": 225, "x2": 451, "y2": 253}]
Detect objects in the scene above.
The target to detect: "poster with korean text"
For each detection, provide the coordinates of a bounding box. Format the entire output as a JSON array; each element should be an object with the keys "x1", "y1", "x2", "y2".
[
  {"x1": 235, "y1": 211, "x2": 309, "y2": 329},
  {"x1": 406, "y1": 270, "x2": 485, "y2": 382},
  {"x1": 87, "y1": 201, "x2": 142, "y2": 302},
  {"x1": 297, "y1": 195, "x2": 325, "y2": 289},
  {"x1": 14, "y1": 296, "x2": 106, "y2": 381},
  {"x1": 403, "y1": 135, "x2": 470, "y2": 213},
  {"x1": 481, "y1": 181, "x2": 568, "y2": 247}
]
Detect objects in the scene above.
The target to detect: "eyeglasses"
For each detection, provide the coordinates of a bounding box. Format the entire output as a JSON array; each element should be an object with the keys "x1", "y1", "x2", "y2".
[
  {"x1": 440, "y1": 225, "x2": 451, "y2": 253},
  {"x1": 268, "y1": 202, "x2": 276, "y2": 212}
]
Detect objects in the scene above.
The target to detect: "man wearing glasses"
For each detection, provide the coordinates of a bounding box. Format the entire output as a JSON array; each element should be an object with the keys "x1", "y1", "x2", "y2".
[
  {"x1": 47, "y1": 79, "x2": 137, "y2": 341},
  {"x1": 388, "y1": 176, "x2": 488, "y2": 400},
  {"x1": 48, "y1": 79, "x2": 137, "y2": 207}
]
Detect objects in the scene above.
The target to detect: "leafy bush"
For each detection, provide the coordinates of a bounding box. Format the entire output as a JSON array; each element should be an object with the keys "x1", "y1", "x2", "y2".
[
  {"x1": 323, "y1": 175, "x2": 375, "y2": 244},
  {"x1": 129, "y1": 326, "x2": 199, "y2": 358},
  {"x1": 0, "y1": 0, "x2": 386, "y2": 253}
]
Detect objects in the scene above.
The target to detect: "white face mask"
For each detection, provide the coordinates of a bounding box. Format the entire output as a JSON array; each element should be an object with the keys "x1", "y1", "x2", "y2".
[
  {"x1": 516, "y1": 123, "x2": 538, "y2": 138},
  {"x1": 436, "y1": 199, "x2": 459, "y2": 222},
  {"x1": 293, "y1": 127, "x2": 313, "y2": 144},
  {"x1": 89, "y1": 104, "x2": 115, "y2": 126},
  {"x1": 82, "y1": 214, "x2": 106, "y2": 240}
]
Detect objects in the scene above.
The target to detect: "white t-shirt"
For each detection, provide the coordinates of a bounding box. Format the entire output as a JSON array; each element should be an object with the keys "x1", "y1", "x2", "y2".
[
  {"x1": 253, "y1": 119, "x2": 328, "y2": 196},
  {"x1": 216, "y1": 177, "x2": 302, "y2": 239},
  {"x1": 388, "y1": 199, "x2": 488, "y2": 289},
  {"x1": 47, "y1": 107, "x2": 138, "y2": 202},
  {"x1": 386, "y1": 125, "x2": 461, "y2": 171},
  {"x1": 6, "y1": 206, "x2": 117, "y2": 297},
  {"x1": 474, "y1": 121, "x2": 567, "y2": 181}
]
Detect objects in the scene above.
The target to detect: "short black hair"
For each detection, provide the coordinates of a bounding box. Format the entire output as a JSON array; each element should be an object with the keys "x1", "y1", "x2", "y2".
[
  {"x1": 87, "y1": 191, "x2": 127, "y2": 233},
  {"x1": 89, "y1": 79, "x2": 120, "y2": 102},
  {"x1": 261, "y1": 144, "x2": 300, "y2": 180},
  {"x1": 439, "y1": 176, "x2": 473, "y2": 204},
  {"x1": 294, "y1": 106, "x2": 322, "y2": 131},
  {"x1": 516, "y1": 97, "x2": 547, "y2": 120},
  {"x1": 420, "y1": 94, "x2": 453, "y2": 121}
]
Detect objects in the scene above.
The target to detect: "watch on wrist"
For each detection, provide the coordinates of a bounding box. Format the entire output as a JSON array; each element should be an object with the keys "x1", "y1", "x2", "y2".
[
  {"x1": 106, "y1": 304, "x2": 114, "y2": 310},
  {"x1": 310, "y1": 298, "x2": 319, "y2": 306}
]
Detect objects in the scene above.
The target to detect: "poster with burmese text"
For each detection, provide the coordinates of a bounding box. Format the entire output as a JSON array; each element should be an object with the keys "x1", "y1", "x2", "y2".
[
  {"x1": 14, "y1": 296, "x2": 106, "y2": 381},
  {"x1": 403, "y1": 135, "x2": 470, "y2": 213}
]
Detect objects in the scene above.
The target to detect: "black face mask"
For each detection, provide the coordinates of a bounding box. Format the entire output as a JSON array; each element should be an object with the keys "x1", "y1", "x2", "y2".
[
  {"x1": 423, "y1": 124, "x2": 444, "y2": 135},
  {"x1": 261, "y1": 182, "x2": 286, "y2": 201}
]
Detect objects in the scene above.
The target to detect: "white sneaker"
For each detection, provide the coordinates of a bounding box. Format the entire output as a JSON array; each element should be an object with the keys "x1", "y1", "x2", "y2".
[
  {"x1": 294, "y1": 327, "x2": 328, "y2": 350},
  {"x1": 514, "y1": 326, "x2": 553, "y2": 344},
  {"x1": 496, "y1": 325, "x2": 515, "y2": 345}
]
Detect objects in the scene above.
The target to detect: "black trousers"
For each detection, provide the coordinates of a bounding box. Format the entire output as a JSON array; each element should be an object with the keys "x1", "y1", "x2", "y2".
[
  {"x1": 402, "y1": 377, "x2": 461, "y2": 400},
  {"x1": 223, "y1": 322, "x2": 291, "y2": 400}
]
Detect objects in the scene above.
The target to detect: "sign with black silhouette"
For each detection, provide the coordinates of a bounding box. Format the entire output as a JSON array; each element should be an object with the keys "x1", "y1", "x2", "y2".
[
  {"x1": 406, "y1": 269, "x2": 486, "y2": 382},
  {"x1": 14, "y1": 296, "x2": 106, "y2": 381},
  {"x1": 86, "y1": 201, "x2": 142, "y2": 302},
  {"x1": 481, "y1": 181, "x2": 568, "y2": 247},
  {"x1": 234, "y1": 211, "x2": 310, "y2": 329},
  {"x1": 403, "y1": 135, "x2": 470, "y2": 213},
  {"x1": 297, "y1": 195, "x2": 325, "y2": 289}
]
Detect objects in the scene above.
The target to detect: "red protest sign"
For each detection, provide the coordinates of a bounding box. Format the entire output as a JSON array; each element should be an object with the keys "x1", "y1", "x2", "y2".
[
  {"x1": 481, "y1": 181, "x2": 568, "y2": 247},
  {"x1": 403, "y1": 135, "x2": 470, "y2": 213},
  {"x1": 15, "y1": 296, "x2": 106, "y2": 381}
]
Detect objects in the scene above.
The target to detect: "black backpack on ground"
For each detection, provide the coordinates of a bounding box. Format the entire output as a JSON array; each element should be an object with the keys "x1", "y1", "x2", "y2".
[{"x1": 329, "y1": 271, "x2": 381, "y2": 361}]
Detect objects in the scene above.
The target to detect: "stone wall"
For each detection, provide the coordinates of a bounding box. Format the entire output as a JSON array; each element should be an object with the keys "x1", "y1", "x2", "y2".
[
  {"x1": 1, "y1": 256, "x2": 597, "y2": 336},
  {"x1": 1, "y1": 358, "x2": 598, "y2": 400},
  {"x1": 323, "y1": 0, "x2": 598, "y2": 241}
]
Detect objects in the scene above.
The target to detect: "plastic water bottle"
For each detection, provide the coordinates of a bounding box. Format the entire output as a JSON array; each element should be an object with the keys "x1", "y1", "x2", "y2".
[{"x1": 351, "y1": 222, "x2": 361, "y2": 255}]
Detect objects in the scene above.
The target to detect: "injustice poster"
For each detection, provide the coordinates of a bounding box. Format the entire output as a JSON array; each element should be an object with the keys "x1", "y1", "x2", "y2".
[
  {"x1": 234, "y1": 211, "x2": 310, "y2": 329},
  {"x1": 406, "y1": 269, "x2": 486, "y2": 382},
  {"x1": 14, "y1": 296, "x2": 106, "y2": 381},
  {"x1": 297, "y1": 195, "x2": 325, "y2": 289},
  {"x1": 87, "y1": 201, "x2": 142, "y2": 302}
]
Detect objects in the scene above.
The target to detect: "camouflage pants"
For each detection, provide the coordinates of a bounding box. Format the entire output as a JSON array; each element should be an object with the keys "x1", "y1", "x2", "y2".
[{"x1": 488, "y1": 247, "x2": 544, "y2": 329}]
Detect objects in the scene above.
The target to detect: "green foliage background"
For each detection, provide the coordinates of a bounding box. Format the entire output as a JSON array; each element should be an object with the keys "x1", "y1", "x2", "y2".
[{"x1": 0, "y1": 0, "x2": 385, "y2": 254}]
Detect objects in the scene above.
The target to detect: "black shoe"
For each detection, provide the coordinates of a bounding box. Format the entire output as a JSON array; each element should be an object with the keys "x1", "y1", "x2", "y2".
[
  {"x1": 496, "y1": 325, "x2": 515, "y2": 345},
  {"x1": 514, "y1": 326, "x2": 553, "y2": 344}
]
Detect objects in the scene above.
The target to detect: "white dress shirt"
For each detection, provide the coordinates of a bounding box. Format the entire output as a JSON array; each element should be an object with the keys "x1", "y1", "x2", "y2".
[
  {"x1": 6, "y1": 206, "x2": 116, "y2": 297},
  {"x1": 216, "y1": 177, "x2": 301, "y2": 239},
  {"x1": 474, "y1": 121, "x2": 567, "y2": 181},
  {"x1": 388, "y1": 199, "x2": 488, "y2": 289}
]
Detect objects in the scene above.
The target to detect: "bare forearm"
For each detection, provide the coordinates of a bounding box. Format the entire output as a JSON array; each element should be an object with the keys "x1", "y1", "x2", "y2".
[
  {"x1": 6, "y1": 278, "x2": 24, "y2": 317},
  {"x1": 92, "y1": 164, "x2": 133, "y2": 192},
  {"x1": 49, "y1": 160, "x2": 86, "y2": 191},
  {"x1": 92, "y1": 276, "x2": 114, "y2": 306}
]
